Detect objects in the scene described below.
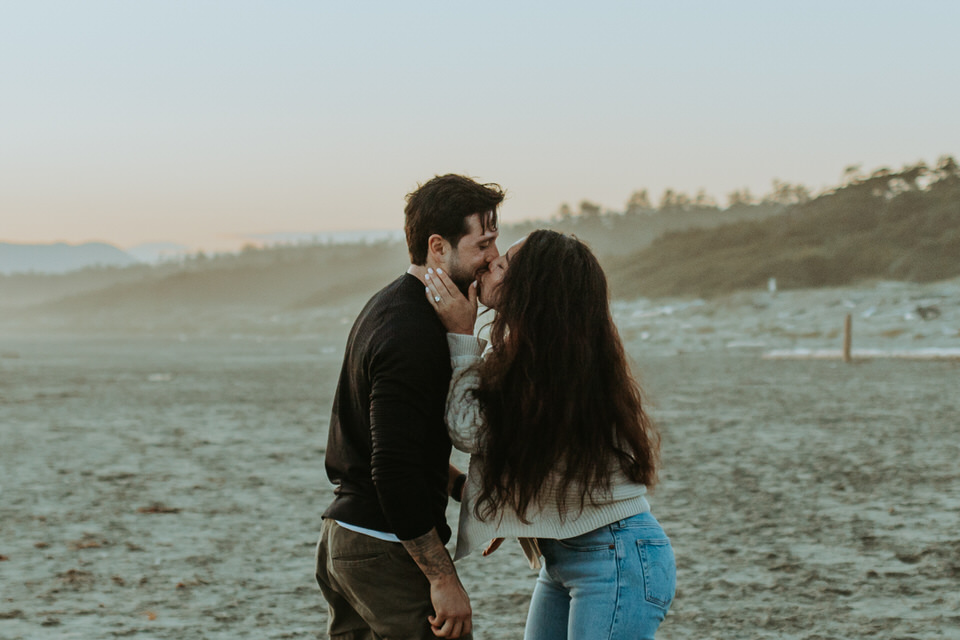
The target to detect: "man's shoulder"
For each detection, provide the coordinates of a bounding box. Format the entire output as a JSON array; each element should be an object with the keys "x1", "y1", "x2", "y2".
[
  {"x1": 368, "y1": 274, "x2": 434, "y2": 316},
  {"x1": 358, "y1": 275, "x2": 446, "y2": 348},
  {"x1": 369, "y1": 273, "x2": 422, "y2": 309}
]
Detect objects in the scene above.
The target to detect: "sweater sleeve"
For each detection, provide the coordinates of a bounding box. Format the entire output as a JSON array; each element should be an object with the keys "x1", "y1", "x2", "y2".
[
  {"x1": 369, "y1": 330, "x2": 450, "y2": 541},
  {"x1": 445, "y1": 333, "x2": 487, "y2": 455}
]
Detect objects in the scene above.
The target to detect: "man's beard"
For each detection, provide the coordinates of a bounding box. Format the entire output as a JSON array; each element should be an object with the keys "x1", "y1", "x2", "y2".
[
  {"x1": 446, "y1": 256, "x2": 477, "y2": 295},
  {"x1": 451, "y1": 275, "x2": 473, "y2": 296}
]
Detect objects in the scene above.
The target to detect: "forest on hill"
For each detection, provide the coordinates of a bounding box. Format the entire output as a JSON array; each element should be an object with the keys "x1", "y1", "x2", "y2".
[{"x1": 606, "y1": 157, "x2": 960, "y2": 298}]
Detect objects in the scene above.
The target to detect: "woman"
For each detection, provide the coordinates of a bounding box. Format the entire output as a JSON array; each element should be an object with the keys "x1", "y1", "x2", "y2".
[{"x1": 424, "y1": 230, "x2": 675, "y2": 639}]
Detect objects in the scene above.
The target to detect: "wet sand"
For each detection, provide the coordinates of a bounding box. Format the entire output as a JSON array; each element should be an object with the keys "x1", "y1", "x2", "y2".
[{"x1": 2, "y1": 282, "x2": 959, "y2": 638}]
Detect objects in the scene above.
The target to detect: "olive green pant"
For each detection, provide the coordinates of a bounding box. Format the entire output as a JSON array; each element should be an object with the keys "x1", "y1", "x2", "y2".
[{"x1": 315, "y1": 519, "x2": 472, "y2": 640}]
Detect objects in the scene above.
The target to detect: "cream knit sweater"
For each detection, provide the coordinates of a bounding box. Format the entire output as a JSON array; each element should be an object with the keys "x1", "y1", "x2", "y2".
[{"x1": 446, "y1": 334, "x2": 650, "y2": 566}]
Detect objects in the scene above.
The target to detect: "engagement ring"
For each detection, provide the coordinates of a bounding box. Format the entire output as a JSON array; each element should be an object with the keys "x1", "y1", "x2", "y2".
[{"x1": 434, "y1": 295, "x2": 441, "y2": 303}]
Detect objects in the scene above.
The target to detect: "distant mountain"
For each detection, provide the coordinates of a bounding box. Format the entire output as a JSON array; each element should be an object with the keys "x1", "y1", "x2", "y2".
[
  {"x1": 125, "y1": 242, "x2": 191, "y2": 264},
  {"x1": 0, "y1": 241, "x2": 139, "y2": 274}
]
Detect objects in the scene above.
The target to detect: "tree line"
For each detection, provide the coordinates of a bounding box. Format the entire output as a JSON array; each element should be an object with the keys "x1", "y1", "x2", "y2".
[{"x1": 553, "y1": 155, "x2": 958, "y2": 221}]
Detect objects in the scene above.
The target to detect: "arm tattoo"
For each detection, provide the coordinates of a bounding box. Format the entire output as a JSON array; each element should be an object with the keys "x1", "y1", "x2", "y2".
[{"x1": 401, "y1": 528, "x2": 456, "y2": 581}]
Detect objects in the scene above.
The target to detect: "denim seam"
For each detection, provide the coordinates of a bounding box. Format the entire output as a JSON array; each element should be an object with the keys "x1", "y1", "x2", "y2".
[
  {"x1": 609, "y1": 533, "x2": 623, "y2": 640},
  {"x1": 553, "y1": 539, "x2": 613, "y2": 552}
]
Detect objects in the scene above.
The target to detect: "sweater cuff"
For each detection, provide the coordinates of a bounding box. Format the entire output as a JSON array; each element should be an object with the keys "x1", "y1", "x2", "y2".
[{"x1": 447, "y1": 333, "x2": 487, "y2": 358}]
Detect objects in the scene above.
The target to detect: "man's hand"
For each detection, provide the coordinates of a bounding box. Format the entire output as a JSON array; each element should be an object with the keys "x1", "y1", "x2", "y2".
[
  {"x1": 427, "y1": 574, "x2": 472, "y2": 638},
  {"x1": 425, "y1": 267, "x2": 478, "y2": 335},
  {"x1": 401, "y1": 528, "x2": 472, "y2": 638}
]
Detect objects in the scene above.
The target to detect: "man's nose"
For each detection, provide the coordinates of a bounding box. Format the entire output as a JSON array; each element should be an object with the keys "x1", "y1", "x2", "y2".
[{"x1": 486, "y1": 244, "x2": 500, "y2": 262}]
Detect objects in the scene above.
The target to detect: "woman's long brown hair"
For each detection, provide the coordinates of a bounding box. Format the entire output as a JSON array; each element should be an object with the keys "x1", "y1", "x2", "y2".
[{"x1": 474, "y1": 230, "x2": 659, "y2": 522}]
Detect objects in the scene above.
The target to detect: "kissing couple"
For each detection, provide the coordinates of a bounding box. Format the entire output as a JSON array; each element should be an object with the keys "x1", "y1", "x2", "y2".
[{"x1": 316, "y1": 174, "x2": 675, "y2": 639}]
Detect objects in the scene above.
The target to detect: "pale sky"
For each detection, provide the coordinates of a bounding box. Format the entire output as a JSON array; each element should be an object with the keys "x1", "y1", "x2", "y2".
[{"x1": 2, "y1": 1, "x2": 959, "y2": 252}]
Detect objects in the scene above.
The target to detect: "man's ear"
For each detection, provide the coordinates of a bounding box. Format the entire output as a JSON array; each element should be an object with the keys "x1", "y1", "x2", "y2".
[{"x1": 426, "y1": 234, "x2": 447, "y2": 262}]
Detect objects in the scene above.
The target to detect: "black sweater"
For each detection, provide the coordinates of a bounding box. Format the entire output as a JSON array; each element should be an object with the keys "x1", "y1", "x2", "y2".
[{"x1": 323, "y1": 274, "x2": 454, "y2": 542}]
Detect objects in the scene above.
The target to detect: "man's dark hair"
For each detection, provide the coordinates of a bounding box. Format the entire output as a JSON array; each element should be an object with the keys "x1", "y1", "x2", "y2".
[{"x1": 404, "y1": 174, "x2": 504, "y2": 265}]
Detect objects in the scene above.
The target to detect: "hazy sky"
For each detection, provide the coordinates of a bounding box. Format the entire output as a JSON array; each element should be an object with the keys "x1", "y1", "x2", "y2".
[{"x1": 3, "y1": 1, "x2": 959, "y2": 252}]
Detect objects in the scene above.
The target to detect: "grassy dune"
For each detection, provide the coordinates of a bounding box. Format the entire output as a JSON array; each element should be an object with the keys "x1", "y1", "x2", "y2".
[{"x1": 607, "y1": 162, "x2": 960, "y2": 298}]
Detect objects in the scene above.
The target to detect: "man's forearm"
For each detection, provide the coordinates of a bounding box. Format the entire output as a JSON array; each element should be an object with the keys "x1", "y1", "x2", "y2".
[
  {"x1": 402, "y1": 527, "x2": 472, "y2": 637},
  {"x1": 401, "y1": 527, "x2": 457, "y2": 584}
]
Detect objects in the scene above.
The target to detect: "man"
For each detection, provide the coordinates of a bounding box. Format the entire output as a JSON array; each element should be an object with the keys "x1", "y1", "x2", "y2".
[{"x1": 316, "y1": 174, "x2": 503, "y2": 639}]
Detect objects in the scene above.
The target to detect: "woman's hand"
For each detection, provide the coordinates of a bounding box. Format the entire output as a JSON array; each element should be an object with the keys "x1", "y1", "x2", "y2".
[{"x1": 425, "y1": 267, "x2": 477, "y2": 335}]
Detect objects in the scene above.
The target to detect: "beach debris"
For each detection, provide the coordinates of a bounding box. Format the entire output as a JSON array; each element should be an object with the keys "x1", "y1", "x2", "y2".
[
  {"x1": 33, "y1": 541, "x2": 49, "y2": 548},
  {"x1": 96, "y1": 469, "x2": 137, "y2": 481},
  {"x1": 57, "y1": 568, "x2": 94, "y2": 586},
  {"x1": 137, "y1": 502, "x2": 180, "y2": 514},
  {"x1": 0, "y1": 554, "x2": 8, "y2": 561},
  {"x1": 896, "y1": 552, "x2": 922, "y2": 564},
  {"x1": 68, "y1": 533, "x2": 108, "y2": 550},
  {"x1": 112, "y1": 576, "x2": 126, "y2": 586},
  {"x1": 915, "y1": 305, "x2": 941, "y2": 320},
  {"x1": 176, "y1": 576, "x2": 209, "y2": 589},
  {"x1": 768, "y1": 277, "x2": 777, "y2": 294},
  {"x1": 142, "y1": 610, "x2": 157, "y2": 621},
  {"x1": 0, "y1": 610, "x2": 24, "y2": 620},
  {"x1": 147, "y1": 373, "x2": 173, "y2": 382}
]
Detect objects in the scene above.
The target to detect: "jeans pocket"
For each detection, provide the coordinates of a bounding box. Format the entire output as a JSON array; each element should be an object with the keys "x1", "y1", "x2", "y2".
[
  {"x1": 331, "y1": 551, "x2": 388, "y2": 567},
  {"x1": 636, "y1": 538, "x2": 676, "y2": 609}
]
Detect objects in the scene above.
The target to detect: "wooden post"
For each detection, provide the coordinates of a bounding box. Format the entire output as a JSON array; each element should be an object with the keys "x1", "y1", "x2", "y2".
[{"x1": 843, "y1": 314, "x2": 852, "y2": 363}]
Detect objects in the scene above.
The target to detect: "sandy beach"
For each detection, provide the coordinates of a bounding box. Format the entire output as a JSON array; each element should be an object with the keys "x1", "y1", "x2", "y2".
[{"x1": 2, "y1": 278, "x2": 959, "y2": 639}]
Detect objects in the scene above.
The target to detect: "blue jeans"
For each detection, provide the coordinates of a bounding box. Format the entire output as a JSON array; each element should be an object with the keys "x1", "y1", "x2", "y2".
[{"x1": 524, "y1": 512, "x2": 676, "y2": 640}]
